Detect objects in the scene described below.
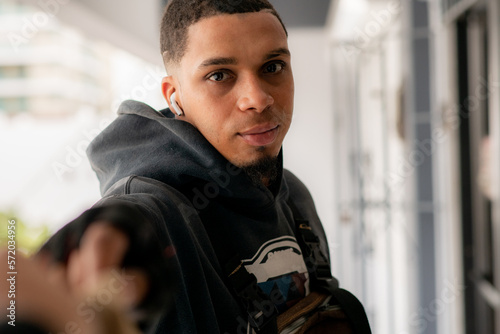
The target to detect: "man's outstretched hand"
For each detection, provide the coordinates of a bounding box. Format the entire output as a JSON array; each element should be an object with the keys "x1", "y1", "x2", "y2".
[
  {"x1": 1, "y1": 223, "x2": 147, "y2": 334},
  {"x1": 66, "y1": 222, "x2": 148, "y2": 309},
  {"x1": 1, "y1": 203, "x2": 175, "y2": 333}
]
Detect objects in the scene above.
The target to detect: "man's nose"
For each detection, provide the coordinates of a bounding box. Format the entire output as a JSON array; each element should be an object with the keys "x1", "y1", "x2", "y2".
[{"x1": 236, "y1": 75, "x2": 274, "y2": 113}]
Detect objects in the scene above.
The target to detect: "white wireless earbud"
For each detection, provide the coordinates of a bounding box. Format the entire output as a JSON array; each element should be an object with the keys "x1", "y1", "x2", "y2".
[{"x1": 170, "y1": 92, "x2": 184, "y2": 116}]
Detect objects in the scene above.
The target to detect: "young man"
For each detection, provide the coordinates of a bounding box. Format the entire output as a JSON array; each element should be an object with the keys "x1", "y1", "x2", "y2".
[
  {"x1": 1, "y1": 1, "x2": 370, "y2": 333},
  {"x1": 82, "y1": 2, "x2": 326, "y2": 331}
]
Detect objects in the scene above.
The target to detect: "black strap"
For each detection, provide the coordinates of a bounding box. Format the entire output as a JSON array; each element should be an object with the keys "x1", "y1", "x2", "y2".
[
  {"x1": 287, "y1": 198, "x2": 339, "y2": 289},
  {"x1": 287, "y1": 198, "x2": 372, "y2": 334},
  {"x1": 330, "y1": 288, "x2": 372, "y2": 334}
]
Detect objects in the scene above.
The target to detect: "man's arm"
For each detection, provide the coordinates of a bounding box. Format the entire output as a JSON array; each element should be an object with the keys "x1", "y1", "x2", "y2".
[
  {"x1": 44, "y1": 201, "x2": 176, "y2": 330},
  {"x1": 1, "y1": 201, "x2": 175, "y2": 333}
]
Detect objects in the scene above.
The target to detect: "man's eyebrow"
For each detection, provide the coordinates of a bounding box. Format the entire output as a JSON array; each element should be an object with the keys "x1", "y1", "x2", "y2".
[
  {"x1": 199, "y1": 57, "x2": 238, "y2": 69},
  {"x1": 264, "y1": 48, "x2": 291, "y2": 61},
  {"x1": 197, "y1": 48, "x2": 290, "y2": 70}
]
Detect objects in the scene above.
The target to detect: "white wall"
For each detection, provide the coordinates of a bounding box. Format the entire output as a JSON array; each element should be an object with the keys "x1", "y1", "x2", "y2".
[{"x1": 284, "y1": 28, "x2": 337, "y2": 260}]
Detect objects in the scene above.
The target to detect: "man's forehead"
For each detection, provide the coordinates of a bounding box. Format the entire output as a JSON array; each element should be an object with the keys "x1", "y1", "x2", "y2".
[
  {"x1": 182, "y1": 12, "x2": 289, "y2": 65},
  {"x1": 188, "y1": 10, "x2": 284, "y2": 34}
]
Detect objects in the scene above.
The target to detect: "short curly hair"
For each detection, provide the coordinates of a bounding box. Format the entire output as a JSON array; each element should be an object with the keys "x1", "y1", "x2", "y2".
[{"x1": 160, "y1": 0, "x2": 287, "y2": 71}]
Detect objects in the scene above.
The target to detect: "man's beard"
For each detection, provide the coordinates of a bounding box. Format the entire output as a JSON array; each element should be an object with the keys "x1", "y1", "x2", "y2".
[{"x1": 241, "y1": 155, "x2": 280, "y2": 187}]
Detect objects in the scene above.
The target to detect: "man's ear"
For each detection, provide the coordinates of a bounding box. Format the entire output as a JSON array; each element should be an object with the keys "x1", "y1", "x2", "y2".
[
  {"x1": 161, "y1": 76, "x2": 184, "y2": 114},
  {"x1": 161, "y1": 76, "x2": 176, "y2": 107},
  {"x1": 162, "y1": 75, "x2": 189, "y2": 118}
]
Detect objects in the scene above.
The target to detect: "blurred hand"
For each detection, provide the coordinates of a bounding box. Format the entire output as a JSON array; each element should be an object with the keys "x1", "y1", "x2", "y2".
[
  {"x1": 66, "y1": 221, "x2": 148, "y2": 309},
  {"x1": 1, "y1": 221, "x2": 149, "y2": 333}
]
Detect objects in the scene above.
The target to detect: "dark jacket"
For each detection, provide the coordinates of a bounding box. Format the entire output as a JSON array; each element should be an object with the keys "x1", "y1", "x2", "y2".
[{"x1": 43, "y1": 100, "x2": 330, "y2": 334}]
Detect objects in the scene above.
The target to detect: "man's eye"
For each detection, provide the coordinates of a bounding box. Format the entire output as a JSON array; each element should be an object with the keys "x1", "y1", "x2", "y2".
[
  {"x1": 208, "y1": 72, "x2": 230, "y2": 82},
  {"x1": 264, "y1": 62, "x2": 285, "y2": 74}
]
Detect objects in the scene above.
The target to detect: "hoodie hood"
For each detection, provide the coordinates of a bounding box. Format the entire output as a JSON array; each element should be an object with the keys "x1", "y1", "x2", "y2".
[{"x1": 87, "y1": 100, "x2": 285, "y2": 209}]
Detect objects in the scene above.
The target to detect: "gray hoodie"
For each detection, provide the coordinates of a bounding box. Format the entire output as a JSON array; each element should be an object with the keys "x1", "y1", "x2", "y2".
[{"x1": 45, "y1": 100, "x2": 330, "y2": 334}]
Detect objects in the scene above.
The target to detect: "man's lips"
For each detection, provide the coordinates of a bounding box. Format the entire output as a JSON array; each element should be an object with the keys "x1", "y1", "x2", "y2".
[{"x1": 238, "y1": 124, "x2": 279, "y2": 147}]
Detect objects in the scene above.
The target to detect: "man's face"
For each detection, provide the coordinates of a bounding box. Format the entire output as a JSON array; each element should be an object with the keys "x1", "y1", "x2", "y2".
[{"x1": 165, "y1": 11, "x2": 294, "y2": 168}]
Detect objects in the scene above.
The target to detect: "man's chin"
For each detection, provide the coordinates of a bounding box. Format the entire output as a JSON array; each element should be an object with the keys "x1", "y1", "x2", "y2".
[
  {"x1": 237, "y1": 144, "x2": 281, "y2": 164},
  {"x1": 239, "y1": 155, "x2": 280, "y2": 187}
]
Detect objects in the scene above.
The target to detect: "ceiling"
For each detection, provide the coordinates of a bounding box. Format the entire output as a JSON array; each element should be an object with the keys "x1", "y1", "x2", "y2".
[
  {"x1": 162, "y1": 0, "x2": 332, "y2": 28},
  {"x1": 16, "y1": 0, "x2": 332, "y2": 65},
  {"x1": 270, "y1": 0, "x2": 331, "y2": 28}
]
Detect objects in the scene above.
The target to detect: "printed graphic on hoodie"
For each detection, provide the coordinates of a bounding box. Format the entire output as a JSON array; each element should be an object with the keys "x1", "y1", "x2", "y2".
[{"x1": 242, "y1": 236, "x2": 310, "y2": 313}]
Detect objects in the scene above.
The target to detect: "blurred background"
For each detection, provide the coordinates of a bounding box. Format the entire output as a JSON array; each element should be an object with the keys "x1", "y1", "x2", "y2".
[{"x1": 1, "y1": 0, "x2": 499, "y2": 333}]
